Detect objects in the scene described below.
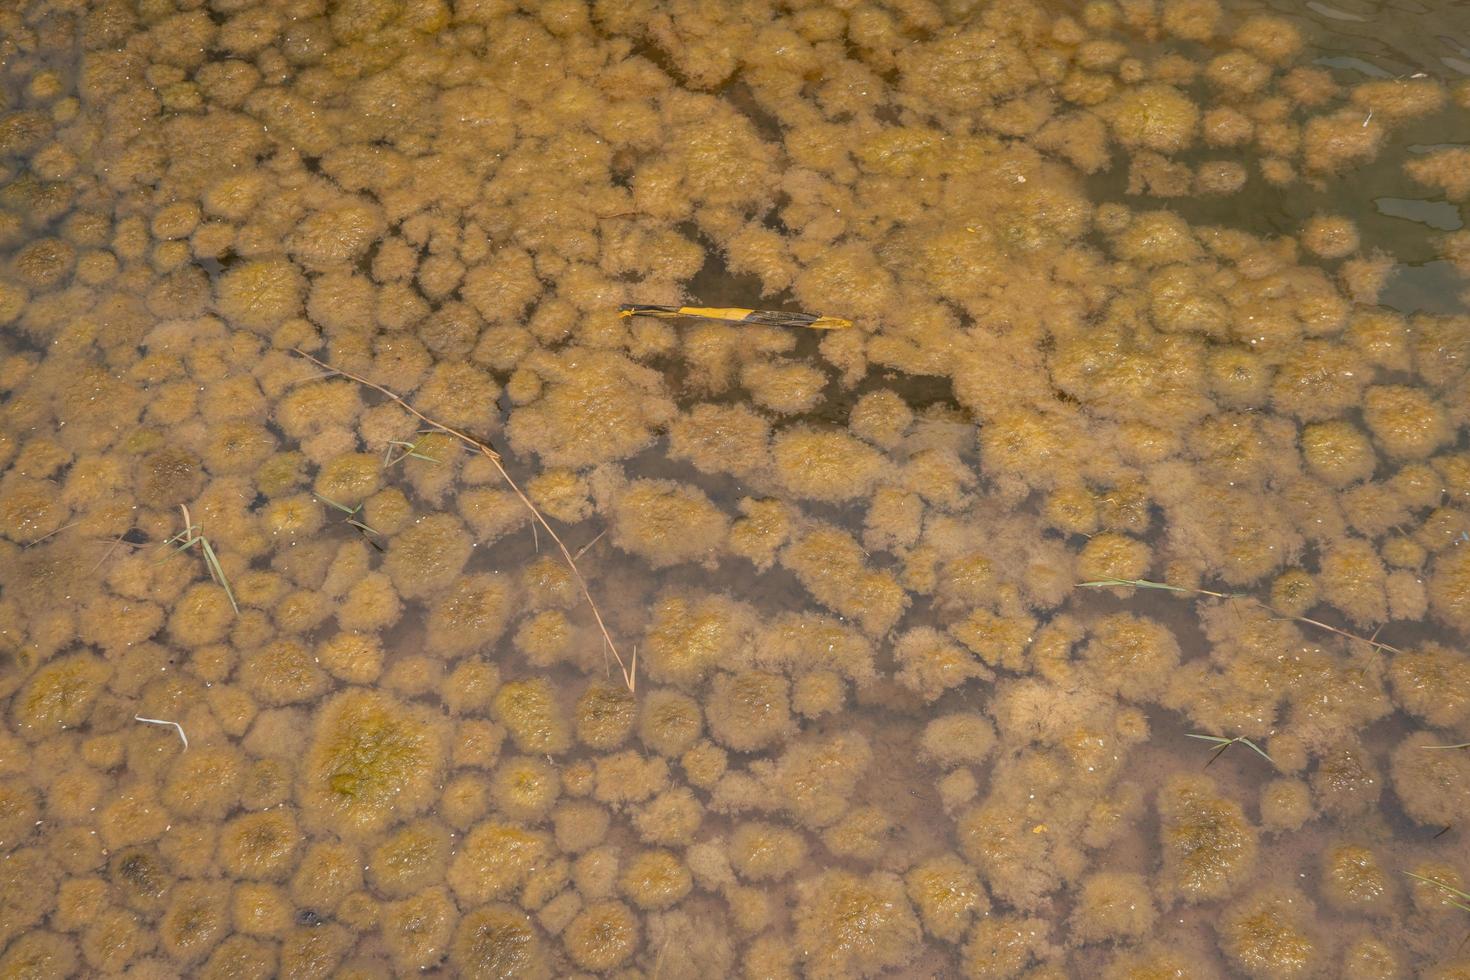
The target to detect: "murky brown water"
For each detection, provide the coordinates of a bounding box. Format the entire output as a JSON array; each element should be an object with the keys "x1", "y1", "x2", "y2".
[{"x1": 2, "y1": 0, "x2": 1470, "y2": 976}]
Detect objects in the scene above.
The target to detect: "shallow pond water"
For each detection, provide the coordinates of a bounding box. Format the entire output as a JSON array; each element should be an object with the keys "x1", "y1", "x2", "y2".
[{"x1": 2, "y1": 0, "x2": 1470, "y2": 977}]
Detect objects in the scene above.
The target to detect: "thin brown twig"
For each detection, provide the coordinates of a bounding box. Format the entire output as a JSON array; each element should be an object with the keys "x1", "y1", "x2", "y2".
[
  {"x1": 290, "y1": 349, "x2": 503, "y2": 461},
  {"x1": 88, "y1": 534, "x2": 133, "y2": 574},
  {"x1": 1077, "y1": 577, "x2": 1403, "y2": 655},
  {"x1": 1289, "y1": 612, "x2": 1404, "y2": 655},
  {"x1": 23, "y1": 521, "x2": 78, "y2": 549},
  {"x1": 291, "y1": 347, "x2": 636, "y2": 692}
]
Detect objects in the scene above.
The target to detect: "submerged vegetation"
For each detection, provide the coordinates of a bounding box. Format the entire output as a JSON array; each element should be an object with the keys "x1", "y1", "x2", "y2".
[
  {"x1": 161, "y1": 504, "x2": 238, "y2": 615},
  {"x1": 0, "y1": 0, "x2": 1468, "y2": 975}
]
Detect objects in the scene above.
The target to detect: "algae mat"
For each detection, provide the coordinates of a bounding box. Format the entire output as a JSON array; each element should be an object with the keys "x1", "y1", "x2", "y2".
[{"x1": 2, "y1": 0, "x2": 1470, "y2": 976}]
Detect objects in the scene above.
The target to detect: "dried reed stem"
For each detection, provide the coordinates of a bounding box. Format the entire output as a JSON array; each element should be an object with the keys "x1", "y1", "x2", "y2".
[
  {"x1": 1078, "y1": 577, "x2": 1403, "y2": 655},
  {"x1": 291, "y1": 348, "x2": 636, "y2": 692}
]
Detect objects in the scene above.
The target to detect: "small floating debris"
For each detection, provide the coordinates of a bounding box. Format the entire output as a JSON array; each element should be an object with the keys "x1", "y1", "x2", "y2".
[
  {"x1": 135, "y1": 715, "x2": 189, "y2": 751},
  {"x1": 619, "y1": 304, "x2": 853, "y2": 330}
]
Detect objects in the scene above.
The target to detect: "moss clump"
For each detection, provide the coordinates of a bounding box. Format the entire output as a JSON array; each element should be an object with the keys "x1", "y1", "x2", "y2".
[
  {"x1": 290, "y1": 840, "x2": 362, "y2": 911},
  {"x1": 769, "y1": 732, "x2": 872, "y2": 829},
  {"x1": 1259, "y1": 779, "x2": 1314, "y2": 832},
  {"x1": 312, "y1": 452, "x2": 381, "y2": 507},
  {"x1": 218, "y1": 810, "x2": 301, "y2": 881},
  {"x1": 167, "y1": 582, "x2": 236, "y2": 648},
  {"x1": 575, "y1": 682, "x2": 637, "y2": 750},
  {"x1": 239, "y1": 637, "x2": 329, "y2": 705},
  {"x1": 632, "y1": 787, "x2": 704, "y2": 847},
  {"x1": 918, "y1": 713, "x2": 996, "y2": 769},
  {"x1": 1081, "y1": 613, "x2": 1180, "y2": 702},
  {"x1": 731, "y1": 821, "x2": 808, "y2": 883},
  {"x1": 160, "y1": 880, "x2": 230, "y2": 964},
  {"x1": 161, "y1": 745, "x2": 244, "y2": 819},
  {"x1": 278, "y1": 923, "x2": 352, "y2": 978},
  {"x1": 1105, "y1": 83, "x2": 1200, "y2": 152},
  {"x1": 110, "y1": 847, "x2": 169, "y2": 914},
  {"x1": 299, "y1": 688, "x2": 446, "y2": 837},
  {"x1": 383, "y1": 513, "x2": 474, "y2": 600},
  {"x1": 12, "y1": 653, "x2": 110, "y2": 737},
  {"x1": 0, "y1": 476, "x2": 70, "y2": 545},
  {"x1": 0, "y1": 781, "x2": 39, "y2": 848},
  {"x1": 593, "y1": 750, "x2": 671, "y2": 807},
  {"x1": 706, "y1": 669, "x2": 793, "y2": 752},
  {"x1": 201, "y1": 936, "x2": 276, "y2": 979},
  {"x1": 782, "y1": 525, "x2": 909, "y2": 637},
  {"x1": 1218, "y1": 886, "x2": 1318, "y2": 978},
  {"x1": 316, "y1": 631, "x2": 384, "y2": 684},
  {"x1": 337, "y1": 572, "x2": 402, "y2": 633},
  {"x1": 554, "y1": 800, "x2": 612, "y2": 853},
  {"x1": 0, "y1": 932, "x2": 78, "y2": 979},
  {"x1": 642, "y1": 590, "x2": 751, "y2": 690},
  {"x1": 369, "y1": 819, "x2": 452, "y2": 900},
  {"x1": 448, "y1": 821, "x2": 551, "y2": 905},
  {"x1": 381, "y1": 887, "x2": 457, "y2": 972},
  {"x1": 1069, "y1": 871, "x2": 1157, "y2": 944},
  {"x1": 1077, "y1": 532, "x2": 1151, "y2": 582},
  {"x1": 609, "y1": 478, "x2": 730, "y2": 568},
  {"x1": 1388, "y1": 644, "x2": 1470, "y2": 727},
  {"x1": 1311, "y1": 744, "x2": 1382, "y2": 817},
  {"x1": 492, "y1": 677, "x2": 572, "y2": 755},
  {"x1": 490, "y1": 756, "x2": 560, "y2": 823},
  {"x1": 1362, "y1": 385, "x2": 1450, "y2": 459},
  {"x1": 1429, "y1": 547, "x2": 1470, "y2": 635},
  {"x1": 136, "y1": 446, "x2": 206, "y2": 506},
  {"x1": 562, "y1": 899, "x2": 640, "y2": 972},
  {"x1": 771, "y1": 426, "x2": 888, "y2": 504},
  {"x1": 216, "y1": 256, "x2": 304, "y2": 332},
  {"x1": 504, "y1": 348, "x2": 675, "y2": 468},
  {"x1": 1158, "y1": 774, "x2": 1259, "y2": 903},
  {"x1": 904, "y1": 853, "x2": 985, "y2": 943},
  {"x1": 894, "y1": 627, "x2": 989, "y2": 703},
  {"x1": 450, "y1": 904, "x2": 550, "y2": 980},
  {"x1": 668, "y1": 402, "x2": 771, "y2": 480},
  {"x1": 962, "y1": 914, "x2": 1055, "y2": 978},
  {"x1": 426, "y1": 572, "x2": 516, "y2": 657},
  {"x1": 619, "y1": 848, "x2": 693, "y2": 910},
  {"x1": 1320, "y1": 843, "x2": 1389, "y2": 912},
  {"x1": 632, "y1": 690, "x2": 699, "y2": 758},
  {"x1": 795, "y1": 871, "x2": 922, "y2": 978},
  {"x1": 1390, "y1": 731, "x2": 1470, "y2": 827}
]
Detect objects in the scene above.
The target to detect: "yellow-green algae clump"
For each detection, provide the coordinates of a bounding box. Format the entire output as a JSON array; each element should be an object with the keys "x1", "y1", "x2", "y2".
[
  {"x1": 298, "y1": 688, "x2": 446, "y2": 837},
  {"x1": 795, "y1": 870, "x2": 922, "y2": 979},
  {"x1": 1158, "y1": 774, "x2": 1260, "y2": 903}
]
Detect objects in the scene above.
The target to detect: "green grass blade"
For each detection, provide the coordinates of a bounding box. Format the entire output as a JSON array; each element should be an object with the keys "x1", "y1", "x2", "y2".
[
  {"x1": 314, "y1": 493, "x2": 359, "y2": 516},
  {"x1": 1405, "y1": 872, "x2": 1470, "y2": 912},
  {"x1": 1237, "y1": 737, "x2": 1276, "y2": 765},
  {"x1": 1186, "y1": 733, "x2": 1275, "y2": 768},
  {"x1": 198, "y1": 537, "x2": 239, "y2": 614}
]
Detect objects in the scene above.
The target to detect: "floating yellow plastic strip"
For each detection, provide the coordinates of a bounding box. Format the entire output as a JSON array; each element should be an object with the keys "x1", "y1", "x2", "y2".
[{"x1": 619, "y1": 304, "x2": 852, "y2": 330}]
